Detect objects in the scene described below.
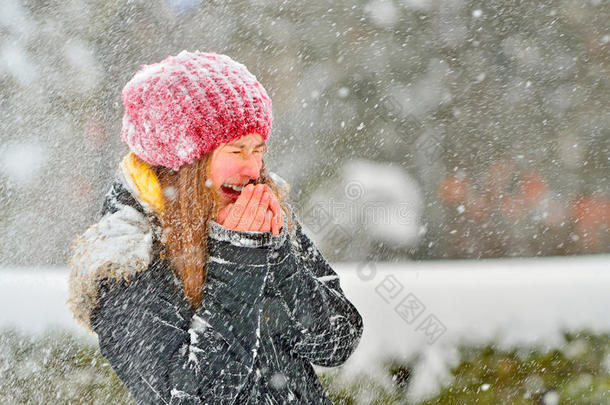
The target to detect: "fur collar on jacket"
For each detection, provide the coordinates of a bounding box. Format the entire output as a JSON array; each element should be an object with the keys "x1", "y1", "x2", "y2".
[{"x1": 67, "y1": 169, "x2": 291, "y2": 334}]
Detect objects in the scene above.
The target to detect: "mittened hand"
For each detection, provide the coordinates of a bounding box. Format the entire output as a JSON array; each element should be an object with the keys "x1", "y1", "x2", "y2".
[{"x1": 216, "y1": 184, "x2": 283, "y2": 236}]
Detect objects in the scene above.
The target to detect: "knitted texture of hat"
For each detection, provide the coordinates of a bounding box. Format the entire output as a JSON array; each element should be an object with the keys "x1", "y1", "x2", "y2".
[{"x1": 121, "y1": 50, "x2": 273, "y2": 170}]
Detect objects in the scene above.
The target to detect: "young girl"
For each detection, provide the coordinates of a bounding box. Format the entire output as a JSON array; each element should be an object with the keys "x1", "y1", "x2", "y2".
[{"x1": 68, "y1": 51, "x2": 363, "y2": 404}]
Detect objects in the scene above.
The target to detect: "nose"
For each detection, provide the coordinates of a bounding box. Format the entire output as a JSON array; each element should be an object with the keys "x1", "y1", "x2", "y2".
[{"x1": 240, "y1": 153, "x2": 261, "y2": 180}]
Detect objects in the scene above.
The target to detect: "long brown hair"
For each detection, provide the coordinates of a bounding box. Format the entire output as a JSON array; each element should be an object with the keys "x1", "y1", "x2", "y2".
[{"x1": 152, "y1": 154, "x2": 294, "y2": 309}]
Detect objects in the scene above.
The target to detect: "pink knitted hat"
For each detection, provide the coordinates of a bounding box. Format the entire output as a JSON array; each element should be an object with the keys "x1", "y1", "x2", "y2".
[{"x1": 121, "y1": 50, "x2": 273, "y2": 171}]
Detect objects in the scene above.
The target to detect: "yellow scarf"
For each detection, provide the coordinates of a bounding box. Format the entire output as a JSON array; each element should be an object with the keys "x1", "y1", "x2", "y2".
[{"x1": 120, "y1": 152, "x2": 164, "y2": 214}]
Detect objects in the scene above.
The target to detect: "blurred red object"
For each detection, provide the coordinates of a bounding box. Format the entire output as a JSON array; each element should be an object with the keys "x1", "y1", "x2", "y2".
[
  {"x1": 571, "y1": 197, "x2": 610, "y2": 228},
  {"x1": 519, "y1": 171, "x2": 548, "y2": 207},
  {"x1": 69, "y1": 175, "x2": 93, "y2": 203},
  {"x1": 570, "y1": 196, "x2": 610, "y2": 251},
  {"x1": 439, "y1": 174, "x2": 470, "y2": 204},
  {"x1": 84, "y1": 115, "x2": 107, "y2": 149}
]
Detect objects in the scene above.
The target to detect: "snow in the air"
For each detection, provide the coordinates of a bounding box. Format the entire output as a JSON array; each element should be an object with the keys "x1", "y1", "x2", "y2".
[
  {"x1": 0, "y1": 140, "x2": 48, "y2": 186},
  {"x1": 2, "y1": 255, "x2": 609, "y2": 401},
  {"x1": 0, "y1": 0, "x2": 608, "y2": 402}
]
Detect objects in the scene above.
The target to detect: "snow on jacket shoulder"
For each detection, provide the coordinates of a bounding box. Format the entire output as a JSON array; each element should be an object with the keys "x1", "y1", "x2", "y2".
[{"x1": 67, "y1": 171, "x2": 364, "y2": 405}]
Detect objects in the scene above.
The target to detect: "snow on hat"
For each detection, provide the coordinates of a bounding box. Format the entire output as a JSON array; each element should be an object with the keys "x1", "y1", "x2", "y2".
[{"x1": 120, "y1": 50, "x2": 273, "y2": 171}]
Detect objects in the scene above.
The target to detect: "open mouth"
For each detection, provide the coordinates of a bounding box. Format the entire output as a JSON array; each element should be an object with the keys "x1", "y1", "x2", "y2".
[{"x1": 220, "y1": 180, "x2": 256, "y2": 200}]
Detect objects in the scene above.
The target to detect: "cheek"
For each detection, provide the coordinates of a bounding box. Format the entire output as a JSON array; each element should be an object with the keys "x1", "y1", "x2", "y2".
[{"x1": 212, "y1": 156, "x2": 240, "y2": 180}]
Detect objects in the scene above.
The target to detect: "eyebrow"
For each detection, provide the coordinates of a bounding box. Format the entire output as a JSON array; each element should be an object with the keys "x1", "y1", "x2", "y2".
[{"x1": 227, "y1": 142, "x2": 266, "y2": 149}]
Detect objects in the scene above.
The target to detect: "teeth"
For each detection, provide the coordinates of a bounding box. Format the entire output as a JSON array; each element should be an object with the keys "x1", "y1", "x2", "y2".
[{"x1": 223, "y1": 183, "x2": 245, "y2": 192}]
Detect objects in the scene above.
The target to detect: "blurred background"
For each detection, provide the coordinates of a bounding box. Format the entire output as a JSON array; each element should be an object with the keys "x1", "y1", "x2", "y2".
[
  {"x1": 1, "y1": 1, "x2": 609, "y2": 403},
  {"x1": 0, "y1": 0, "x2": 608, "y2": 266}
]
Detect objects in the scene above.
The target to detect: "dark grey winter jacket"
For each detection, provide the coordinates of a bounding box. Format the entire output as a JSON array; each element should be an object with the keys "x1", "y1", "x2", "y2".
[{"x1": 67, "y1": 171, "x2": 363, "y2": 405}]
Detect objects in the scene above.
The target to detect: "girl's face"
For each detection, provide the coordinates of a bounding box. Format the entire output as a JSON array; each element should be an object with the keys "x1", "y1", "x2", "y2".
[{"x1": 209, "y1": 133, "x2": 268, "y2": 209}]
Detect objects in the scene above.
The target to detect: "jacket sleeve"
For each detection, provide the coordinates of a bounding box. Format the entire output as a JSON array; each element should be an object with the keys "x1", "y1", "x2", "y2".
[
  {"x1": 269, "y1": 209, "x2": 364, "y2": 368},
  {"x1": 90, "y1": 223, "x2": 284, "y2": 405}
]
